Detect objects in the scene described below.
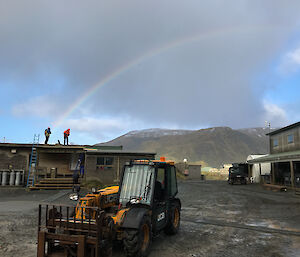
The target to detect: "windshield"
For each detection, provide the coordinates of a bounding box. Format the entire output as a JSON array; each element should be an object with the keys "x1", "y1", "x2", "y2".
[
  {"x1": 230, "y1": 167, "x2": 239, "y2": 174},
  {"x1": 119, "y1": 164, "x2": 155, "y2": 206}
]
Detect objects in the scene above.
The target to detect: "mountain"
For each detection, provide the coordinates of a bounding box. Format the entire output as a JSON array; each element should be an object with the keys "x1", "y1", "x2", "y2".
[{"x1": 97, "y1": 127, "x2": 274, "y2": 167}]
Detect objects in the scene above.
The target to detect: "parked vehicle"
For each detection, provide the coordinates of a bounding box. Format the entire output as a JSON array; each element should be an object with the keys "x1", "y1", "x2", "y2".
[
  {"x1": 228, "y1": 163, "x2": 248, "y2": 185},
  {"x1": 37, "y1": 157, "x2": 181, "y2": 257}
]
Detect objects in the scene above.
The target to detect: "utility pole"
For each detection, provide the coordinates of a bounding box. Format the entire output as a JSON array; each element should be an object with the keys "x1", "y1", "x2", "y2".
[
  {"x1": 265, "y1": 121, "x2": 271, "y2": 152},
  {"x1": 265, "y1": 121, "x2": 271, "y2": 134}
]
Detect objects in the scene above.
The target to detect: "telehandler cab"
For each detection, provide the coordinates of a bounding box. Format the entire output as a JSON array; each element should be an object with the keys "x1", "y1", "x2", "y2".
[{"x1": 37, "y1": 157, "x2": 181, "y2": 257}]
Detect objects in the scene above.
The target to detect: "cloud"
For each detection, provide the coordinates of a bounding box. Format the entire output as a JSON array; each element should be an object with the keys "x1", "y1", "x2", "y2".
[
  {"x1": 263, "y1": 101, "x2": 288, "y2": 127},
  {"x1": 62, "y1": 116, "x2": 144, "y2": 141},
  {"x1": 278, "y1": 46, "x2": 300, "y2": 74},
  {"x1": 64, "y1": 117, "x2": 125, "y2": 133},
  {"x1": 2, "y1": 0, "x2": 300, "y2": 138},
  {"x1": 12, "y1": 95, "x2": 62, "y2": 118}
]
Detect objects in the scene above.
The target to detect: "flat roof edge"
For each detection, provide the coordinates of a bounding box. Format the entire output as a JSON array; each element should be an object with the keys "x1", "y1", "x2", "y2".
[
  {"x1": 85, "y1": 150, "x2": 156, "y2": 155},
  {"x1": 266, "y1": 121, "x2": 300, "y2": 136},
  {"x1": 248, "y1": 151, "x2": 300, "y2": 163}
]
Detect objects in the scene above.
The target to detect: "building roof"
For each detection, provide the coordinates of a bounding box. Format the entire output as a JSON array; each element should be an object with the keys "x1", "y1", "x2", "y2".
[
  {"x1": 247, "y1": 149, "x2": 300, "y2": 164},
  {"x1": 247, "y1": 154, "x2": 268, "y2": 161},
  {"x1": 0, "y1": 143, "x2": 86, "y2": 150},
  {"x1": 85, "y1": 149, "x2": 156, "y2": 156},
  {"x1": 266, "y1": 121, "x2": 300, "y2": 136},
  {"x1": 91, "y1": 145, "x2": 123, "y2": 150},
  {"x1": 0, "y1": 143, "x2": 156, "y2": 156}
]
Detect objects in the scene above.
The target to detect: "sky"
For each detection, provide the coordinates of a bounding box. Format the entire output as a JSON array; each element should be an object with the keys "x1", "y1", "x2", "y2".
[{"x1": 1, "y1": 0, "x2": 300, "y2": 145}]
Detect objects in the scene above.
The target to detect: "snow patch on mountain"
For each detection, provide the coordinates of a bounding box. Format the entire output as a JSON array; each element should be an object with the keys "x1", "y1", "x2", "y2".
[{"x1": 124, "y1": 128, "x2": 194, "y2": 138}]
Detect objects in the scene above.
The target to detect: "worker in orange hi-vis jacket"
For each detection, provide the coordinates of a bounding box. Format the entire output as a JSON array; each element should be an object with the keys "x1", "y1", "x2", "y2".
[{"x1": 64, "y1": 129, "x2": 70, "y2": 145}]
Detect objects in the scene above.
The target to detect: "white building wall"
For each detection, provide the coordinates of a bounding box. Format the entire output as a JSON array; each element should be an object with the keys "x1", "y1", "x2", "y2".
[{"x1": 247, "y1": 155, "x2": 271, "y2": 183}]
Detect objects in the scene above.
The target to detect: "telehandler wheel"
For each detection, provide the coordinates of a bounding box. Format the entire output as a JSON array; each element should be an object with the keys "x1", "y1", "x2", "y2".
[
  {"x1": 123, "y1": 215, "x2": 152, "y2": 257},
  {"x1": 164, "y1": 202, "x2": 181, "y2": 235},
  {"x1": 101, "y1": 243, "x2": 112, "y2": 257}
]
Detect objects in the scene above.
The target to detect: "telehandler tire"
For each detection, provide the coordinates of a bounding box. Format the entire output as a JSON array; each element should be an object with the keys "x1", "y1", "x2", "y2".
[
  {"x1": 164, "y1": 202, "x2": 180, "y2": 235},
  {"x1": 123, "y1": 215, "x2": 152, "y2": 257},
  {"x1": 101, "y1": 243, "x2": 112, "y2": 257}
]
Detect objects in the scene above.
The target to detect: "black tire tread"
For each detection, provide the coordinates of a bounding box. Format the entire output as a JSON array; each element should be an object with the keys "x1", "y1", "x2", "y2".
[
  {"x1": 123, "y1": 216, "x2": 152, "y2": 257},
  {"x1": 164, "y1": 202, "x2": 181, "y2": 235}
]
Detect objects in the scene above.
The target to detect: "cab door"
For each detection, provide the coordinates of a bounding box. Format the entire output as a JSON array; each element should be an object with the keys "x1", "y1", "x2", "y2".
[{"x1": 153, "y1": 166, "x2": 168, "y2": 232}]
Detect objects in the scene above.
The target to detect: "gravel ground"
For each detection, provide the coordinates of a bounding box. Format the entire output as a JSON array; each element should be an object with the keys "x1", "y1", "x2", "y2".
[{"x1": 1, "y1": 181, "x2": 300, "y2": 257}]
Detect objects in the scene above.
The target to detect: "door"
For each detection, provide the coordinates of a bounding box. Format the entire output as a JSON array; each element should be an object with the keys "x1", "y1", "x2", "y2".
[{"x1": 153, "y1": 167, "x2": 168, "y2": 231}]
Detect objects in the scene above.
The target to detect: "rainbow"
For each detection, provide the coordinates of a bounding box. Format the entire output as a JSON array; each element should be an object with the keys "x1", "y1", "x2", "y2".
[{"x1": 52, "y1": 25, "x2": 271, "y2": 128}]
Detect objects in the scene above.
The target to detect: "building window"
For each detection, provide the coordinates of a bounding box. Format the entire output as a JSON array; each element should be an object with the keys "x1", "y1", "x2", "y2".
[
  {"x1": 96, "y1": 157, "x2": 114, "y2": 171},
  {"x1": 273, "y1": 139, "x2": 279, "y2": 147},
  {"x1": 288, "y1": 134, "x2": 294, "y2": 144},
  {"x1": 98, "y1": 166, "x2": 113, "y2": 171},
  {"x1": 97, "y1": 157, "x2": 114, "y2": 165}
]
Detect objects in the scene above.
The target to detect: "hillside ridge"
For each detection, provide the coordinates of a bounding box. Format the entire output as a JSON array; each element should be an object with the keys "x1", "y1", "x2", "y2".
[{"x1": 97, "y1": 127, "x2": 274, "y2": 167}]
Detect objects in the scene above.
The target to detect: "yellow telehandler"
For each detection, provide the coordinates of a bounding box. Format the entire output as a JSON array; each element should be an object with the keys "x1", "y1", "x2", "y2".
[{"x1": 37, "y1": 157, "x2": 181, "y2": 257}]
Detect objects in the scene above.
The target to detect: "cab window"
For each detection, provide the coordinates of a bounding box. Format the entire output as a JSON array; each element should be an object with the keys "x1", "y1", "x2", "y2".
[
  {"x1": 169, "y1": 166, "x2": 178, "y2": 197},
  {"x1": 154, "y1": 168, "x2": 166, "y2": 201},
  {"x1": 157, "y1": 168, "x2": 165, "y2": 189}
]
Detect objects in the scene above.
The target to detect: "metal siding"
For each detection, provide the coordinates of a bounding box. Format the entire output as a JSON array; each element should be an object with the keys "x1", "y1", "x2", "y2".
[{"x1": 270, "y1": 126, "x2": 300, "y2": 154}]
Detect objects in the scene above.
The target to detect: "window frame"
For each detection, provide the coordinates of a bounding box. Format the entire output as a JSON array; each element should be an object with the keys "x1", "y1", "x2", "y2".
[
  {"x1": 273, "y1": 138, "x2": 279, "y2": 148},
  {"x1": 96, "y1": 156, "x2": 114, "y2": 170},
  {"x1": 287, "y1": 134, "x2": 294, "y2": 144}
]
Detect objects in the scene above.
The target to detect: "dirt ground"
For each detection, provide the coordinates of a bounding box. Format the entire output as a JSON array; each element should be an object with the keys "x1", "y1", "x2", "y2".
[{"x1": 1, "y1": 181, "x2": 300, "y2": 257}]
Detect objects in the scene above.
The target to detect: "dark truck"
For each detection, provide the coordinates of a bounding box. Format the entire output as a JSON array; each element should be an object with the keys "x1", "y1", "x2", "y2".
[{"x1": 228, "y1": 163, "x2": 249, "y2": 185}]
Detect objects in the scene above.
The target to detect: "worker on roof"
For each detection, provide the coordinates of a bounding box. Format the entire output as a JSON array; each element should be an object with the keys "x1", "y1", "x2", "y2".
[
  {"x1": 64, "y1": 129, "x2": 70, "y2": 145},
  {"x1": 44, "y1": 127, "x2": 51, "y2": 144}
]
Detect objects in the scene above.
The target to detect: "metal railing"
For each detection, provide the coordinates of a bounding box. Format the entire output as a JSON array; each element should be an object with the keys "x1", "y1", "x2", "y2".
[
  {"x1": 38, "y1": 204, "x2": 107, "y2": 237},
  {"x1": 37, "y1": 204, "x2": 115, "y2": 257}
]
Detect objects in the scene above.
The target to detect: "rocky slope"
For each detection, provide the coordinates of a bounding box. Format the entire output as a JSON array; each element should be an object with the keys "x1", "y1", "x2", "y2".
[{"x1": 97, "y1": 127, "x2": 273, "y2": 167}]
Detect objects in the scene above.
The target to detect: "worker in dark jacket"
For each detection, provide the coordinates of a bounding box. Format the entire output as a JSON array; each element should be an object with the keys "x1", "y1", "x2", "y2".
[
  {"x1": 44, "y1": 127, "x2": 51, "y2": 144},
  {"x1": 72, "y1": 171, "x2": 80, "y2": 194},
  {"x1": 73, "y1": 171, "x2": 79, "y2": 185},
  {"x1": 64, "y1": 129, "x2": 70, "y2": 145}
]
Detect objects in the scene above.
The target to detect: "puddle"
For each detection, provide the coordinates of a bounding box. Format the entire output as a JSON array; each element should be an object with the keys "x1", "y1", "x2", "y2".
[
  {"x1": 245, "y1": 220, "x2": 270, "y2": 227},
  {"x1": 182, "y1": 207, "x2": 198, "y2": 211},
  {"x1": 245, "y1": 219, "x2": 300, "y2": 232},
  {"x1": 224, "y1": 210, "x2": 241, "y2": 215},
  {"x1": 232, "y1": 237, "x2": 244, "y2": 243},
  {"x1": 257, "y1": 233, "x2": 273, "y2": 239}
]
